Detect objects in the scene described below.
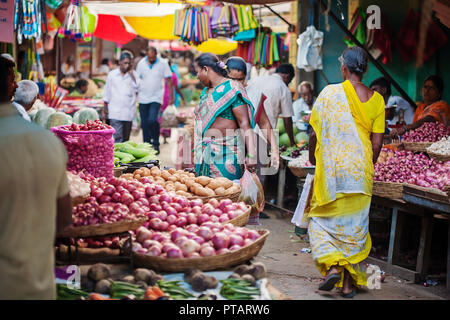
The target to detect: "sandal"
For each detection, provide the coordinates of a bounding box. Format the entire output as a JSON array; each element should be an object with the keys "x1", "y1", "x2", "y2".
[
  {"x1": 342, "y1": 290, "x2": 356, "y2": 298},
  {"x1": 318, "y1": 273, "x2": 341, "y2": 291}
]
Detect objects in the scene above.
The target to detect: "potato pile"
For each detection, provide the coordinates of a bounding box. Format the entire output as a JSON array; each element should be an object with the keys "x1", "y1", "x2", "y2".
[
  {"x1": 122, "y1": 167, "x2": 240, "y2": 198},
  {"x1": 376, "y1": 149, "x2": 394, "y2": 164}
]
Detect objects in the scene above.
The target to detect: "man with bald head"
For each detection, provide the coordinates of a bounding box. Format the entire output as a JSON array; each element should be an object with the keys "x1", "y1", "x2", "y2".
[
  {"x1": 13, "y1": 80, "x2": 39, "y2": 121},
  {"x1": 136, "y1": 46, "x2": 174, "y2": 154}
]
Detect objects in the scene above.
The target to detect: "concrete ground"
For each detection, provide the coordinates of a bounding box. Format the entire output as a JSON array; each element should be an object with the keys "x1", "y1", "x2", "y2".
[{"x1": 129, "y1": 125, "x2": 449, "y2": 300}]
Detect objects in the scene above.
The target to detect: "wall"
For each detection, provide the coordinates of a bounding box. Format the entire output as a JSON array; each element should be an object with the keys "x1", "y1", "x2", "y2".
[{"x1": 314, "y1": 0, "x2": 450, "y2": 103}]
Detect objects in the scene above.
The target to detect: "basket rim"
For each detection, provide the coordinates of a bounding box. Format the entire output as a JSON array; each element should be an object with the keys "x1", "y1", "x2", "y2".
[
  {"x1": 51, "y1": 125, "x2": 115, "y2": 135},
  {"x1": 133, "y1": 229, "x2": 269, "y2": 263},
  {"x1": 59, "y1": 217, "x2": 147, "y2": 238}
]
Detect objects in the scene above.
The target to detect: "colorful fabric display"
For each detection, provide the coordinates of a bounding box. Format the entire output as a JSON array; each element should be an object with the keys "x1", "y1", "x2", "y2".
[
  {"x1": 14, "y1": 0, "x2": 48, "y2": 44},
  {"x1": 208, "y1": 3, "x2": 239, "y2": 38},
  {"x1": 236, "y1": 30, "x2": 284, "y2": 68},
  {"x1": 173, "y1": 7, "x2": 212, "y2": 45}
]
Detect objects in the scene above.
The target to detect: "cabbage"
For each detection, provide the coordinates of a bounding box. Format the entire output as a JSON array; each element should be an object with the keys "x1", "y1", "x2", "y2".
[
  {"x1": 73, "y1": 108, "x2": 100, "y2": 124},
  {"x1": 279, "y1": 133, "x2": 291, "y2": 147},
  {"x1": 34, "y1": 108, "x2": 56, "y2": 127},
  {"x1": 46, "y1": 112, "x2": 72, "y2": 129},
  {"x1": 276, "y1": 118, "x2": 285, "y2": 135},
  {"x1": 293, "y1": 126, "x2": 299, "y2": 136},
  {"x1": 295, "y1": 132, "x2": 309, "y2": 144}
]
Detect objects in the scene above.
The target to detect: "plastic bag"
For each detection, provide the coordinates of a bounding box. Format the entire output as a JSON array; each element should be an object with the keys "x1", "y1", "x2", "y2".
[
  {"x1": 238, "y1": 170, "x2": 265, "y2": 221},
  {"x1": 291, "y1": 174, "x2": 314, "y2": 229},
  {"x1": 160, "y1": 105, "x2": 178, "y2": 128}
]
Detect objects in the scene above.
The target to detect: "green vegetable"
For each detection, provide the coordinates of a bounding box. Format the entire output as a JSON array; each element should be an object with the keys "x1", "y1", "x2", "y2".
[
  {"x1": 117, "y1": 144, "x2": 150, "y2": 159},
  {"x1": 34, "y1": 108, "x2": 56, "y2": 127},
  {"x1": 57, "y1": 284, "x2": 90, "y2": 300},
  {"x1": 276, "y1": 118, "x2": 286, "y2": 135},
  {"x1": 110, "y1": 281, "x2": 145, "y2": 300},
  {"x1": 46, "y1": 111, "x2": 72, "y2": 129},
  {"x1": 219, "y1": 278, "x2": 260, "y2": 300},
  {"x1": 73, "y1": 108, "x2": 100, "y2": 124},
  {"x1": 157, "y1": 280, "x2": 194, "y2": 300},
  {"x1": 295, "y1": 132, "x2": 309, "y2": 144},
  {"x1": 279, "y1": 133, "x2": 291, "y2": 147},
  {"x1": 114, "y1": 151, "x2": 135, "y2": 160},
  {"x1": 132, "y1": 153, "x2": 158, "y2": 163}
]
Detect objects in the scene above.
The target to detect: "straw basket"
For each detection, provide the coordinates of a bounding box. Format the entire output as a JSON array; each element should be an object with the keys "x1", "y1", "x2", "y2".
[
  {"x1": 132, "y1": 229, "x2": 269, "y2": 272},
  {"x1": 59, "y1": 218, "x2": 147, "y2": 238},
  {"x1": 114, "y1": 166, "x2": 126, "y2": 177},
  {"x1": 403, "y1": 141, "x2": 433, "y2": 153},
  {"x1": 188, "y1": 187, "x2": 242, "y2": 204},
  {"x1": 372, "y1": 181, "x2": 404, "y2": 199},
  {"x1": 426, "y1": 151, "x2": 450, "y2": 162},
  {"x1": 225, "y1": 205, "x2": 251, "y2": 227}
]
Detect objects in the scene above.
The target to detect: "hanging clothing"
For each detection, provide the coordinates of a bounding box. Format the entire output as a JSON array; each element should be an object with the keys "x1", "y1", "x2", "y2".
[
  {"x1": 174, "y1": 7, "x2": 211, "y2": 45},
  {"x1": 344, "y1": 7, "x2": 367, "y2": 47},
  {"x1": 307, "y1": 80, "x2": 385, "y2": 288},
  {"x1": 194, "y1": 80, "x2": 254, "y2": 180},
  {"x1": 236, "y1": 31, "x2": 284, "y2": 68},
  {"x1": 296, "y1": 25, "x2": 323, "y2": 72}
]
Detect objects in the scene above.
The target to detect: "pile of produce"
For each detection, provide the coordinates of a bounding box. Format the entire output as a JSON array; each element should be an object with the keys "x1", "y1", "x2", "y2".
[
  {"x1": 288, "y1": 151, "x2": 314, "y2": 167},
  {"x1": 123, "y1": 167, "x2": 240, "y2": 198},
  {"x1": 184, "y1": 269, "x2": 218, "y2": 292},
  {"x1": 280, "y1": 145, "x2": 308, "y2": 158},
  {"x1": 71, "y1": 173, "x2": 248, "y2": 229},
  {"x1": 32, "y1": 107, "x2": 73, "y2": 128},
  {"x1": 276, "y1": 118, "x2": 309, "y2": 147},
  {"x1": 133, "y1": 221, "x2": 261, "y2": 258},
  {"x1": 52, "y1": 120, "x2": 115, "y2": 178},
  {"x1": 114, "y1": 141, "x2": 158, "y2": 165},
  {"x1": 67, "y1": 171, "x2": 91, "y2": 198},
  {"x1": 402, "y1": 122, "x2": 450, "y2": 142},
  {"x1": 427, "y1": 137, "x2": 450, "y2": 156},
  {"x1": 72, "y1": 108, "x2": 100, "y2": 124},
  {"x1": 374, "y1": 149, "x2": 450, "y2": 190}
]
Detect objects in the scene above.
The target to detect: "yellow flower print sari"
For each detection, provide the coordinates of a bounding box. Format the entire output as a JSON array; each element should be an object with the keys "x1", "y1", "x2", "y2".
[{"x1": 307, "y1": 80, "x2": 385, "y2": 288}]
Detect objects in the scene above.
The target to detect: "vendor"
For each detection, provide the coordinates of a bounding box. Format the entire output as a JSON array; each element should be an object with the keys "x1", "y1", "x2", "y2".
[
  {"x1": 390, "y1": 75, "x2": 450, "y2": 136},
  {"x1": 68, "y1": 79, "x2": 89, "y2": 97},
  {"x1": 369, "y1": 77, "x2": 415, "y2": 127},
  {"x1": 96, "y1": 58, "x2": 110, "y2": 75},
  {"x1": 61, "y1": 55, "x2": 75, "y2": 77},
  {"x1": 292, "y1": 81, "x2": 316, "y2": 133},
  {"x1": 12, "y1": 80, "x2": 39, "y2": 121}
]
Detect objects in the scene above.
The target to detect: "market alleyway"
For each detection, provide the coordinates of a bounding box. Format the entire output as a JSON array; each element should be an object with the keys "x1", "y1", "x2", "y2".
[{"x1": 130, "y1": 127, "x2": 449, "y2": 300}]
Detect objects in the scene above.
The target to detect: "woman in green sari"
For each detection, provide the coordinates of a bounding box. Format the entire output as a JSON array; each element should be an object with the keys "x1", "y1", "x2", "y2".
[{"x1": 193, "y1": 53, "x2": 257, "y2": 180}]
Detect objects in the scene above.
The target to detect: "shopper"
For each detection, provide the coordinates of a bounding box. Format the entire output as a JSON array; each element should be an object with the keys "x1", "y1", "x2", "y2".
[
  {"x1": 13, "y1": 80, "x2": 39, "y2": 121},
  {"x1": 307, "y1": 47, "x2": 384, "y2": 298},
  {"x1": 246, "y1": 64, "x2": 296, "y2": 147},
  {"x1": 193, "y1": 53, "x2": 257, "y2": 180},
  {"x1": 96, "y1": 58, "x2": 110, "y2": 75},
  {"x1": 369, "y1": 77, "x2": 415, "y2": 127},
  {"x1": 292, "y1": 81, "x2": 316, "y2": 133},
  {"x1": 390, "y1": 75, "x2": 449, "y2": 136},
  {"x1": 61, "y1": 55, "x2": 75, "y2": 77},
  {"x1": 0, "y1": 56, "x2": 73, "y2": 299},
  {"x1": 103, "y1": 52, "x2": 139, "y2": 143},
  {"x1": 68, "y1": 79, "x2": 89, "y2": 97},
  {"x1": 136, "y1": 47, "x2": 174, "y2": 154}
]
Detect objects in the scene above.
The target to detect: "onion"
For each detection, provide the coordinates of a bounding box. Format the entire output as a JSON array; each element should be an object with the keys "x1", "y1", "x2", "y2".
[
  {"x1": 197, "y1": 214, "x2": 210, "y2": 225},
  {"x1": 246, "y1": 230, "x2": 260, "y2": 240},
  {"x1": 216, "y1": 248, "x2": 230, "y2": 255},
  {"x1": 196, "y1": 226, "x2": 214, "y2": 241},
  {"x1": 229, "y1": 244, "x2": 242, "y2": 251},
  {"x1": 229, "y1": 234, "x2": 244, "y2": 247},
  {"x1": 200, "y1": 245, "x2": 215, "y2": 257},
  {"x1": 167, "y1": 247, "x2": 183, "y2": 258},
  {"x1": 146, "y1": 245, "x2": 162, "y2": 256},
  {"x1": 180, "y1": 239, "x2": 201, "y2": 256},
  {"x1": 212, "y1": 232, "x2": 230, "y2": 250}
]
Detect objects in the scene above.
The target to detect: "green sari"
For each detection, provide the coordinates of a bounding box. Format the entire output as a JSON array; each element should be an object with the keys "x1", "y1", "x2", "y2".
[{"x1": 194, "y1": 80, "x2": 255, "y2": 180}]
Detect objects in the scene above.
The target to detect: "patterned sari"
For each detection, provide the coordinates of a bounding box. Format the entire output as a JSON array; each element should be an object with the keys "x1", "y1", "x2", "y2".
[
  {"x1": 194, "y1": 80, "x2": 254, "y2": 180},
  {"x1": 413, "y1": 100, "x2": 450, "y2": 125},
  {"x1": 307, "y1": 80, "x2": 385, "y2": 288}
]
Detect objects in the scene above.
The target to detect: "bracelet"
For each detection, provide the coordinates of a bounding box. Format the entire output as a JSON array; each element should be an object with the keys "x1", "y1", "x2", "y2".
[{"x1": 246, "y1": 154, "x2": 255, "y2": 159}]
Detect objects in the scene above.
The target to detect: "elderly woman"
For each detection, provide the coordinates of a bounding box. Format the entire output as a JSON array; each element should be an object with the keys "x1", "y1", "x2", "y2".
[
  {"x1": 13, "y1": 80, "x2": 39, "y2": 121},
  {"x1": 193, "y1": 53, "x2": 257, "y2": 180},
  {"x1": 307, "y1": 47, "x2": 385, "y2": 298},
  {"x1": 390, "y1": 75, "x2": 449, "y2": 136}
]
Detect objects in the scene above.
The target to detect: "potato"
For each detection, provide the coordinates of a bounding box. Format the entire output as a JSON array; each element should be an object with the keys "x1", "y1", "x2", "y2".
[
  {"x1": 228, "y1": 273, "x2": 242, "y2": 279},
  {"x1": 216, "y1": 177, "x2": 233, "y2": 189},
  {"x1": 194, "y1": 186, "x2": 209, "y2": 197},
  {"x1": 215, "y1": 187, "x2": 227, "y2": 196},
  {"x1": 95, "y1": 279, "x2": 112, "y2": 294},
  {"x1": 176, "y1": 190, "x2": 189, "y2": 196},
  {"x1": 155, "y1": 178, "x2": 165, "y2": 185},
  {"x1": 168, "y1": 168, "x2": 176, "y2": 174},
  {"x1": 166, "y1": 185, "x2": 176, "y2": 192},
  {"x1": 185, "y1": 179, "x2": 196, "y2": 188},
  {"x1": 204, "y1": 276, "x2": 218, "y2": 289},
  {"x1": 168, "y1": 176, "x2": 178, "y2": 183},
  {"x1": 247, "y1": 262, "x2": 267, "y2": 280},
  {"x1": 196, "y1": 176, "x2": 212, "y2": 187},
  {"x1": 175, "y1": 183, "x2": 188, "y2": 192},
  {"x1": 206, "y1": 179, "x2": 222, "y2": 190},
  {"x1": 190, "y1": 183, "x2": 203, "y2": 193},
  {"x1": 120, "y1": 275, "x2": 136, "y2": 284},
  {"x1": 87, "y1": 263, "x2": 111, "y2": 281},
  {"x1": 150, "y1": 166, "x2": 161, "y2": 176},
  {"x1": 226, "y1": 185, "x2": 240, "y2": 194},
  {"x1": 188, "y1": 173, "x2": 195, "y2": 177},
  {"x1": 121, "y1": 173, "x2": 134, "y2": 181},
  {"x1": 184, "y1": 268, "x2": 202, "y2": 284},
  {"x1": 161, "y1": 171, "x2": 171, "y2": 180},
  {"x1": 134, "y1": 268, "x2": 156, "y2": 284},
  {"x1": 134, "y1": 169, "x2": 144, "y2": 176},
  {"x1": 233, "y1": 264, "x2": 250, "y2": 276},
  {"x1": 241, "y1": 274, "x2": 256, "y2": 286},
  {"x1": 204, "y1": 187, "x2": 215, "y2": 197},
  {"x1": 191, "y1": 273, "x2": 207, "y2": 292},
  {"x1": 141, "y1": 167, "x2": 151, "y2": 176},
  {"x1": 134, "y1": 173, "x2": 142, "y2": 179}
]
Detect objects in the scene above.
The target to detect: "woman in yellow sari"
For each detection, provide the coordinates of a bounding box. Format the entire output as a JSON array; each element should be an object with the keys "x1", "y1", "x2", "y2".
[
  {"x1": 390, "y1": 75, "x2": 449, "y2": 136},
  {"x1": 307, "y1": 47, "x2": 385, "y2": 298}
]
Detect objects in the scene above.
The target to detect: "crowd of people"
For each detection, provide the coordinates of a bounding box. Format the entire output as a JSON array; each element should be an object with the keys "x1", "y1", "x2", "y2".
[{"x1": 0, "y1": 43, "x2": 449, "y2": 299}]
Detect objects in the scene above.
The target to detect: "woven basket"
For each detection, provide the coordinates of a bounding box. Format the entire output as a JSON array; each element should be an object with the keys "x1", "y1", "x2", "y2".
[
  {"x1": 403, "y1": 141, "x2": 433, "y2": 153},
  {"x1": 132, "y1": 229, "x2": 269, "y2": 272},
  {"x1": 426, "y1": 151, "x2": 450, "y2": 162},
  {"x1": 226, "y1": 205, "x2": 251, "y2": 227},
  {"x1": 71, "y1": 195, "x2": 89, "y2": 207},
  {"x1": 59, "y1": 218, "x2": 147, "y2": 238},
  {"x1": 114, "y1": 166, "x2": 126, "y2": 177},
  {"x1": 288, "y1": 166, "x2": 306, "y2": 178},
  {"x1": 188, "y1": 188, "x2": 241, "y2": 204},
  {"x1": 372, "y1": 181, "x2": 404, "y2": 199}
]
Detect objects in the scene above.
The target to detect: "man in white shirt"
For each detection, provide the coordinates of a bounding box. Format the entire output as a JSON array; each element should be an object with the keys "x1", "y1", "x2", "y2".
[
  {"x1": 12, "y1": 80, "x2": 39, "y2": 122},
  {"x1": 370, "y1": 77, "x2": 415, "y2": 128},
  {"x1": 103, "y1": 52, "x2": 139, "y2": 143},
  {"x1": 292, "y1": 81, "x2": 316, "y2": 132},
  {"x1": 246, "y1": 64, "x2": 296, "y2": 147},
  {"x1": 136, "y1": 47, "x2": 174, "y2": 153}
]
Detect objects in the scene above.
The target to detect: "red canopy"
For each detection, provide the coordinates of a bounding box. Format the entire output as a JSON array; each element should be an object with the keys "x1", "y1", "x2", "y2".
[{"x1": 93, "y1": 14, "x2": 136, "y2": 45}]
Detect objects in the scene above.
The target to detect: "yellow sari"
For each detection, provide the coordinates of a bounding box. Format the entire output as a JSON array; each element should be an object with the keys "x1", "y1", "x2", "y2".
[{"x1": 307, "y1": 80, "x2": 385, "y2": 288}]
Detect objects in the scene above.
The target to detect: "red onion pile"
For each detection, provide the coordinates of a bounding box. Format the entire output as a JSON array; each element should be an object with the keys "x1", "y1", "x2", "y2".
[
  {"x1": 133, "y1": 223, "x2": 261, "y2": 258},
  {"x1": 374, "y1": 150, "x2": 450, "y2": 190},
  {"x1": 77, "y1": 236, "x2": 122, "y2": 249},
  {"x1": 53, "y1": 120, "x2": 115, "y2": 178},
  {"x1": 72, "y1": 174, "x2": 248, "y2": 228},
  {"x1": 402, "y1": 122, "x2": 450, "y2": 142}
]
